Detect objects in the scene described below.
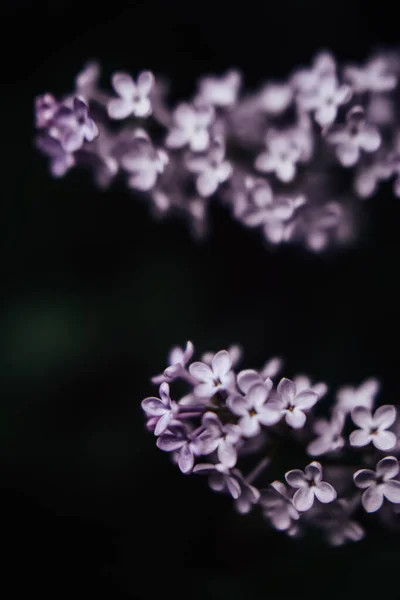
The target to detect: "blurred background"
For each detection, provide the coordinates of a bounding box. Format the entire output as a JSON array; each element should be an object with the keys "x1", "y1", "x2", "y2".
[{"x1": 2, "y1": 0, "x2": 400, "y2": 597}]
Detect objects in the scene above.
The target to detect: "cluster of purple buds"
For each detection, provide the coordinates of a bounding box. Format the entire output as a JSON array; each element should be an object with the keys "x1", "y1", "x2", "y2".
[
  {"x1": 34, "y1": 49, "x2": 400, "y2": 251},
  {"x1": 141, "y1": 342, "x2": 400, "y2": 545}
]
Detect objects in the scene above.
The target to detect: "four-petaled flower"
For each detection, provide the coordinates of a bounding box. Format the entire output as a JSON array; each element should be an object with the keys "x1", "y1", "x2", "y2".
[
  {"x1": 285, "y1": 461, "x2": 337, "y2": 511},
  {"x1": 255, "y1": 129, "x2": 308, "y2": 183},
  {"x1": 350, "y1": 404, "x2": 397, "y2": 450},
  {"x1": 325, "y1": 106, "x2": 381, "y2": 166},
  {"x1": 307, "y1": 409, "x2": 345, "y2": 456},
  {"x1": 55, "y1": 96, "x2": 99, "y2": 153},
  {"x1": 121, "y1": 132, "x2": 168, "y2": 191},
  {"x1": 260, "y1": 481, "x2": 300, "y2": 531},
  {"x1": 152, "y1": 341, "x2": 194, "y2": 384},
  {"x1": 354, "y1": 456, "x2": 400, "y2": 512},
  {"x1": 166, "y1": 102, "x2": 215, "y2": 152},
  {"x1": 193, "y1": 462, "x2": 242, "y2": 498},
  {"x1": 108, "y1": 71, "x2": 154, "y2": 119},
  {"x1": 198, "y1": 412, "x2": 241, "y2": 468},
  {"x1": 156, "y1": 423, "x2": 203, "y2": 473},
  {"x1": 228, "y1": 381, "x2": 281, "y2": 437},
  {"x1": 189, "y1": 350, "x2": 234, "y2": 398},
  {"x1": 297, "y1": 75, "x2": 351, "y2": 127},
  {"x1": 196, "y1": 70, "x2": 241, "y2": 107},
  {"x1": 186, "y1": 139, "x2": 232, "y2": 197},
  {"x1": 335, "y1": 378, "x2": 380, "y2": 413},
  {"x1": 273, "y1": 377, "x2": 318, "y2": 429},
  {"x1": 141, "y1": 382, "x2": 179, "y2": 436}
]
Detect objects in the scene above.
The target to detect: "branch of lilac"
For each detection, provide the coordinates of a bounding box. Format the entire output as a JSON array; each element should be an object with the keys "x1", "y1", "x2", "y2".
[
  {"x1": 142, "y1": 341, "x2": 400, "y2": 545},
  {"x1": 34, "y1": 50, "x2": 400, "y2": 252}
]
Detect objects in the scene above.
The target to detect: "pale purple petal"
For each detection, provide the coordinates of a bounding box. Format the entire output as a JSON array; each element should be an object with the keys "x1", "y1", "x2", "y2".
[
  {"x1": 295, "y1": 390, "x2": 318, "y2": 410},
  {"x1": 166, "y1": 128, "x2": 190, "y2": 148},
  {"x1": 376, "y1": 456, "x2": 399, "y2": 479},
  {"x1": 372, "y1": 430, "x2": 396, "y2": 451},
  {"x1": 314, "y1": 482, "x2": 337, "y2": 503},
  {"x1": 197, "y1": 171, "x2": 218, "y2": 197},
  {"x1": 353, "y1": 468, "x2": 376, "y2": 489},
  {"x1": 285, "y1": 469, "x2": 307, "y2": 488},
  {"x1": 350, "y1": 429, "x2": 372, "y2": 447},
  {"x1": 305, "y1": 461, "x2": 322, "y2": 482},
  {"x1": 137, "y1": 71, "x2": 154, "y2": 95},
  {"x1": 382, "y1": 480, "x2": 400, "y2": 503},
  {"x1": 307, "y1": 436, "x2": 334, "y2": 456},
  {"x1": 246, "y1": 383, "x2": 269, "y2": 409},
  {"x1": 211, "y1": 350, "x2": 232, "y2": 378},
  {"x1": 141, "y1": 397, "x2": 167, "y2": 416},
  {"x1": 190, "y1": 129, "x2": 209, "y2": 152},
  {"x1": 293, "y1": 486, "x2": 315, "y2": 511},
  {"x1": 178, "y1": 444, "x2": 194, "y2": 473},
  {"x1": 285, "y1": 408, "x2": 306, "y2": 429},
  {"x1": 337, "y1": 143, "x2": 360, "y2": 166},
  {"x1": 351, "y1": 406, "x2": 373, "y2": 428},
  {"x1": 237, "y1": 370, "x2": 262, "y2": 393},
  {"x1": 373, "y1": 405, "x2": 397, "y2": 428},
  {"x1": 218, "y1": 442, "x2": 237, "y2": 468},
  {"x1": 277, "y1": 378, "x2": 296, "y2": 405},
  {"x1": 226, "y1": 476, "x2": 241, "y2": 499},
  {"x1": 209, "y1": 471, "x2": 225, "y2": 491},
  {"x1": 133, "y1": 97, "x2": 151, "y2": 118},
  {"x1": 228, "y1": 395, "x2": 249, "y2": 417},
  {"x1": 189, "y1": 361, "x2": 214, "y2": 382},
  {"x1": 112, "y1": 72, "x2": 136, "y2": 98},
  {"x1": 154, "y1": 411, "x2": 172, "y2": 436},
  {"x1": 362, "y1": 486, "x2": 384, "y2": 512},
  {"x1": 239, "y1": 414, "x2": 261, "y2": 437},
  {"x1": 156, "y1": 434, "x2": 185, "y2": 452},
  {"x1": 128, "y1": 170, "x2": 157, "y2": 191},
  {"x1": 108, "y1": 98, "x2": 134, "y2": 119},
  {"x1": 258, "y1": 405, "x2": 282, "y2": 426},
  {"x1": 357, "y1": 127, "x2": 381, "y2": 152}
]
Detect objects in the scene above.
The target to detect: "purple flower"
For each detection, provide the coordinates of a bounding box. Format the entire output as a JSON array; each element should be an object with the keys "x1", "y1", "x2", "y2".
[
  {"x1": 335, "y1": 378, "x2": 380, "y2": 413},
  {"x1": 344, "y1": 56, "x2": 397, "y2": 93},
  {"x1": 234, "y1": 476, "x2": 260, "y2": 514},
  {"x1": 350, "y1": 405, "x2": 397, "y2": 451},
  {"x1": 196, "y1": 70, "x2": 241, "y2": 107},
  {"x1": 152, "y1": 341, "x2": 194, "y2": 384},
  {"x1": 201, "y1": 344, "x2": 242, "y2": 369},
  {"x1": 285, "y1": 461, "x2": 337, "y2": 512},
  {"x1": 354, "y1": 456, "x2": 400, "y2": 513},
  {"x1": 189, "y1": 349, "x2": 234, "y2": 398},
  {"x1": 260, "y1": 481, "x2": 300, "y2": 531},
  {"x1": 121, "y1": 132, "x2": 168, "y2": 191},
  {"x1": 292, "y1": 51, "x2": 337, "y2": 96},
  {"x1": 35, "y1": 93, "x2": 59, "y2": 128},
  {"x1": 292, "y1": 374, "x2": 328, "y2": 399},
  {"x1": 354, "y1": 155, "x2": 393, "y2": 199},
  {"x1": 307, "y1": 410, "x2": 345, "y2": 456},
  {"x1": 141, "y1": 382, "x2": 179, "y2": 436},
  {"x1": 193, "y1": 462, "x2": 242, "y2": 498},
  {"x1": 198, "y1": 412, "x2": 241, "y2": 468},
  {"x1": 166, "y1": 102, "x2": 215, "y2": 152},
  {"x1": 297, "y1": 75, "x2": 351, "y2": 127},
  {"x1": 108, "y1": 71, "x2": 154, "y2": 119},
  {"x1": 273, "y1": 377, "x2": 318, "y2": 429},
  {"x1": 55, "y1": 97, "x2": 99, "y2": 153},
  {"x1": 35, "y1": 134, "x2": 75, "y2": 177},
  {"x1": 186, "y1": 138, "x2": 232, "y2": 197},
  {"x1": 255, "y1": 129, "x2": 310, "y2": 183},
  {"x1": 325, "y1": 106, "x2": 381, "y2": 167},
  {"x1": 314, "y1": 497, "x2": 364, "y2": 546},
  {"x1": 259, "y1": 82, "x2": 293, "y2": 115},
  {"x1": 156, "y1": 423, "x2": 202, "y2": 473},
  {"x1": 227, "y1": 381, "x2": 281, "y2": 437}
]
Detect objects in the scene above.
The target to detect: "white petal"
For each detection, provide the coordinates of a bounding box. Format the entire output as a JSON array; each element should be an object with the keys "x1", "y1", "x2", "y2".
[
  {"x1": 373, "y1": 404, "x2": 397, "y2": 428},
  {"x1": 351, "y1": 405, "x2": 372, "y2": 428},
  {"x1": 227, "y1": 394, "x2": 248, "y2": 417},
  {"x1": 137, "y1": 70, "x2": 154, "y2": 95},
  {"x1": 362, "y1": 486, "x2": 384, "y2": 513},
  {"x1": 305, "y1": 461, "x2": 322, "y2": 482},
  {"x1": 237, "y1": 370, "x2": 261, "y2": 393},
  {"x1": 376, "y1": 456, "x2": 399, "y2": 480},
  {"x1": 277, "y1": 378, "x2": 296, "y2": 406},
  {"x1": 190, "y1": 129, "x2": 209, "y2": 152},
  {"x1": 128, "y1": 170, "x2": 157, "y2": 191},
  {"x1": 285, "y1": 408, "x2": 306, "y2": 429},
  {"x1": 111, "y1": 72, "x2": 136, "y2": 98},
  {"x1": 246, "y1": 383, "x2": 268, "y2": 409},
  {"x1": 293, "y1": 486, "x2": 315, "y2": 511},
  {"x1": 218, "y1": 442, "x2": 237, "y2": 468},
  {"x1": 382, "y1": 480, "x2": 400, "y2": 504},
  {"x1": 239, "y1": 414, "x2": 261, "y2": 437},
  {"x1": 165, "y1": 128, "x2": 189, "y2": 148},
  {"x1": 285, "y1": 469, "x2": 307, "y2": 488},
  {"x1": 337, "y1": 143, "x2": 359, "y2": 167},
  {"x1": 353, "y1": 468, "x2": 376, "y2": 489},
  {"x1": 189, "y1": 361, "x2": 213, "y2": 382},
  {"x1": 197, "y1": 171, "x2": 218, "y2": 197},
  {"x1": 349, "y1": 429, "x2": 372, "y2": 447},
  {"x1": 372, "y1": 430, "x2": 396, "y2": 451},
  {"x1": 107, "y1": 98, "x2": 133, "y2": 120},
  {"x1": 295, "y1": 390, "x2": 318, "y2": 410},
  {"x1": 258, "y1": 405, "x2": 282, "y2": 426},
  {"x1": 314, "y1": 482, "x2": 336, "y2": 503},
  {"x1": 211, "y1": 350, "x2": 232, "y2": 379}
]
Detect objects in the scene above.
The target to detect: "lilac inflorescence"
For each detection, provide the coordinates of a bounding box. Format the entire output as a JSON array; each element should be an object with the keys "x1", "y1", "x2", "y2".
[
  {"x1": 141, "y1": 341, "x2": 400, "y2": 545},
  {"x1": 34, "y1": 49, "x2": 400, "y2": 251}
]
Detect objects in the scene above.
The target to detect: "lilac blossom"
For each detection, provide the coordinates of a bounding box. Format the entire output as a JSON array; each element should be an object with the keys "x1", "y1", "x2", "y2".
[
  {"x1": 141, "y1": 382, "x2": 179, "y2": 436},
  {"x1": 350, "y1": 405, "x2": 397, "y2": 451},
  {"x1": 166, "y1": 102, "x2": 214, "y2": 152},
  {"x1": 285, "y1": 461, "x2": 337, "y2": 511},
  {"x1": 307, "y1": 410, "x2": 345, "y2": 456},
  {"x1": 121, "y1": 132, "x2": 168, "y2": 191},
  {"x1": 354, "y1": 456, "x2": 400, "y2": 512},
  {"x1": 324, "y1": 106, "x2": 381, "y2": 167},
  {"x1": 196, "y1": 70, "x2": 241, "y2": 107},
  {"x1": 255, "y1": 128, "x2": 311, "y2": 182},
  {"x1": 108, "y1": 71, "x2": 154, "y2": 119},
  {"x1": 156, "y1": 423, "x2": 203, "y2": 473},
  {"x1": 297, "y1": 75, "x2": 351, "y2": 127},
  {"x1": 314, "y1": 497, "x2": 365, "y2": 546},
  {"x1": 273, "y1": 377, "x2": 318, "y2": 429},
  {"x1": 35, "y1": 93, "x2": 58, "y2": 128},
  {"x1": 193, "y1": 462, "x2": 242, "y2": 498},
  {"x1": 201, "y1": 345, "x2": 242, "y2": 369},
  {"x1": 259, "y1": 82, "x2": 293, "y2": 115},
  {"x1": 35, "y1": 134, "x2": 75, "y2": 177},
  {"x1": 227, "y1": 381, "x2": 281, "y2": 437},
  {"x1": 186, "y1": 139, "x2": 232, "y2": 197},
  {"x1": 55, "y1": 97, "x2": 99, "y2": 153},
  {"x1": 198, "y1": 412, "x2": 241, "y2": 467},
  {"x1": 152, "y1": 341, "x2": 194, "y2": 384},
  {"x1": 260, "y1": 481, "x2": 300, "y2": 531},
  {"x1": 335, "y1": 378, "x2": 380, "y2": 413},
  {"x1": 234, "y1": 476, "x2": 261, "y2": 513},
  {"x1": 292, "y1": 374, "x2": 328, "y2": 399},
  {"x1": 344, "y1": 56, "x2": 398, "y2": 93},
  {"x1": 189, "y1": 350, "x2": 234, "y2": 398}
]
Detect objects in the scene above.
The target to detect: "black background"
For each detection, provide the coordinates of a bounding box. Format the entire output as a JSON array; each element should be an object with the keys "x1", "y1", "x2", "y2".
[{"x1": 2, "y1": 1, "x2": 400, "y2": 597}]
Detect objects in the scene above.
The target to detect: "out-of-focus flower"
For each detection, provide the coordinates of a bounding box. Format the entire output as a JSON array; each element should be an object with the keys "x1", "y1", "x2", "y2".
[
  {"x1": 285, "y1": 461, "x2": 337, "y2": 511},
  {"x1": 307, "y1": 410, "x2": 345, "y2": 456},
  {"x1": 324, "y1": 106, "x2": 381, "y2": 166},
  {"x1": 350, "y1": 405, "x2": 397, "y2": 451},
  {"x1": 335, "y1": 378, "x2": 380, "y2": 413},
  {"x1": 35, "y1": 134, "x2": 75, "y2": 177},
  {"x1": 344, "y1": 56, "x2": 398, "y2": 93},
  {"x1": 293, "y1": 374, "x2": 328, "y2": 399},
  {"x1": 166, "y1": 102, "x2": 215, "y2": 152},
  {"x1": 108, "y1": 71, "x2": 154, "y2": 119},
  {"x1": 259, "y1": 82, "x2": 293, "y2": 115},
  {"x1": 314, "y1": 497, "x2": 365, "y2": 546},
  {"x1": 196, "y1": 70, "x2": 241, "y2": 107},
  {"x1": 234, "y1": 476, "x2": 260, "y2": 513},
  {"x1": 55, "y1": 97, "x2": 99, "y2": 153},
  {"x1": 35, "y1": 93, "x2": 59, "y2": 128},
  {"x1": 298, "y1": 75, "x2": 351, "y2": 127},
  {"x1": 186, "y1": 138, "x2": 232, "y2": 197},
  {"x1": 193, "y1": 462, "x2": 242, "y2": 498},
  {"x1": 152, "y1": 341, "x2": 194, "y2": 384},
  {"x1": 354, "y1": 456, "x2": 400, "y2": 512},
  {"x1": 260, "y1": 480, "x2": 300, "y2": 530},
  {"x1": 255, "y1": 128, "x2": 311, "y2": 182},
  {"x1": 121, "y1": 131, "x2": 168, "y2": 191}
]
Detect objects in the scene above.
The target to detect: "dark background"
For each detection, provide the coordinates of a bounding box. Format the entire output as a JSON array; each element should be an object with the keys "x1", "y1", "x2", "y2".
[{"x1": 2, "y1": 1, "x2": 400, "y2": 597}]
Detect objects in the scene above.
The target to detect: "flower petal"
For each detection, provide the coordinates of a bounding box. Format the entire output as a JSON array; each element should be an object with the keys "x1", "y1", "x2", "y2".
[
  {"x1": 137, "y1": 70, "x2": 154, "y2": 95},
  {"x1": 293, "y1": 486, "x2": 315, "y2": 511},
  {"x1": 156, "y1": 434, "x2": 185, "y2": 452},
  {"x1": 108, "y1": 97, "x2": 133, "y2": 120},
  {"x1": 277, "y1": 378, "x2": 296, "y2": 405},
  {"x1": 239, "y1": 414, "x2": 261, "y2": 437},
  {"x1": 351, "y1": 406, "x2": 372, "y2": 428},
  {"x1": 362, "y1": 486, "x2": 383, "y2": 513},
  {"x1": 349, "y1": 429, "x2": 372, "y2": 447},
  {"x1": 197, "y1": 171, "x2": 218, "y2": 197},
  {"x1": 178, "y1": 444, "x2": 194, "y2": 473},
  {"x1": 305, "y1": 461, "x2": 322, "y2": 482},
  {"x1": 353, "y1": 468, "x2": 376, "y2": 489},
  {"x1": 154, "y1": 411, "x2": 172, "y2": 436},
  {"x1": 376, "y1": 456, "x2": 399, "y2": 479},
  {"x1": 285, "y1": 469, "x2": 307, "y2": 488},
  {"x1": 218, "y1": 441, "x2": 237, "y2": 468},
  {"x1": 382, "y1": 480, "x2": 400, "y2": 504},
  {"x1": 295, "y1": 390, "x2": 318, "y2": 410},
  {"x1": 285, "y1": 407, "x2": 306, "y2": 429},
  {"x1": 373, "y1": 404, "x2": 397, "y2": 428},
  {"x1": 372, "y1": 430, "x2": 396, "y2": 451},
  {"x1": 189, "y1": 361, "x2": 214, "y2": 382},
  {"x1": 226, "y1": 476, "x2": 241, "y2": 499},
  {"x1": 314, "y1": 482, "x2": 337, "y2": 503},
  {"x1": 246, "y1": 383, "x2": 269, "y2": 409},
  {"x1": 237, "y1": 369, "x2": 262, "y2": 393},
  {"x1": 141, "y1": 397, "x2": 167, "y2": 416},
  {"x1": 227, "y1": 394, "x2": 249, "y2": 417},
  {"x1": 112, "y1": 72, "x2": 136, "y2": 98},
  {"x1": 211, "y1": 350, "x2": 232, "y2": 378}
]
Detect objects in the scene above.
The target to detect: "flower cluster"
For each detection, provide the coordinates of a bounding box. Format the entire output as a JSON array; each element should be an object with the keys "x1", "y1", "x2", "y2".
[
  {"x1": 141, "y1": 341, "x2": 400, "y2": 545},
  {"x1": 34, "y1": 49, "x2": 400, "y2": 251}
]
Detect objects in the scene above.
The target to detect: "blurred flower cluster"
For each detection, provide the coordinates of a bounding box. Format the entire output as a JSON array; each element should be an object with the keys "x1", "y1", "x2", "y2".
[
  {"x1": 142, "y1": 342, "x2": 400, "y2": 545},
  {"x1": 34, "y1": 49, "x2": 400, "y2": 251}
]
